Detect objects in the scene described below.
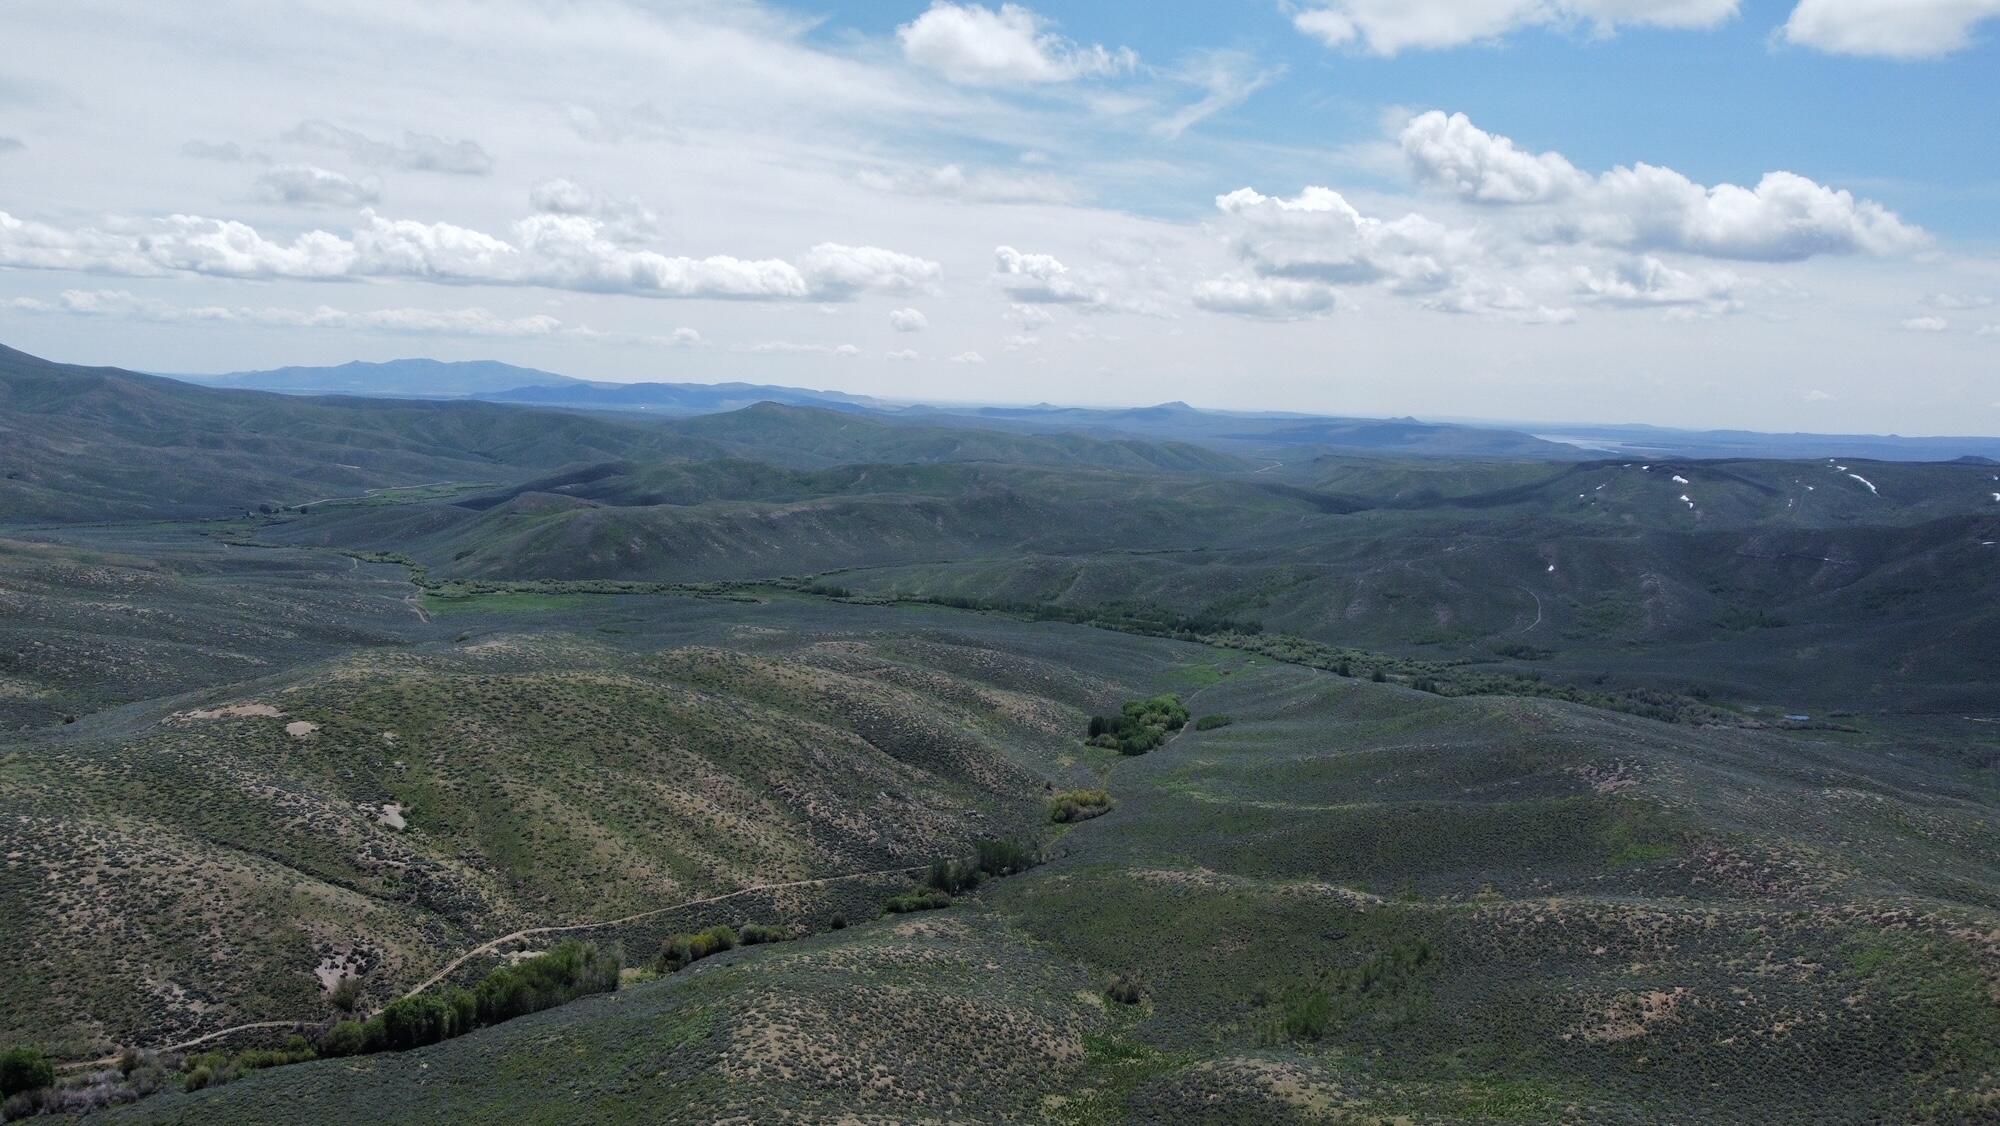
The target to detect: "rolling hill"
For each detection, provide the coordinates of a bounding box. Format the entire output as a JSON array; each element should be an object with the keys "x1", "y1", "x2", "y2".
[
  {"x1": 0, "y1": 345, "x2": 1245, "y2": 524},
  {"x1": 657, "y1": 401, "x2": 1247, "y2": 472},
  {"x1": 2, "y1": 339, "x2": 1996, "y2": 1124},
  {"x1": 0, "y1": 345, "x2": 727, "y2": 522},
  {"x1": 44, "y1": 598, "x2": 1997, "y2": 1124}
]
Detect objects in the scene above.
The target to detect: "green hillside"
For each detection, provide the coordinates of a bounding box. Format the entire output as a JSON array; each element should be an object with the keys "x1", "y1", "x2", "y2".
[
  {"x1": 660, "y1": 401, "x2": 1247, "y2": 472},
  {"x1": 0, "y1": 345, "x2": 729, "y2": 522},
  {"x1": 57, "y1": 596, "x2": 1998, "y2": 1124},
  {"x1": 1, "y1": 342, "x2": 1995, "y2": 1123}
]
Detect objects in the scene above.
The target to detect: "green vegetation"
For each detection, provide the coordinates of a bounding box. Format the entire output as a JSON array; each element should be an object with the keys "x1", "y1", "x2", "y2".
[
  {"x1": 10, "y1": 340, "x2": 2000, "y2": 1123},
  {"x1": 736, "y1": 922, "x2": 788, "y2": 947},
  {"x1": 1257, "y1": 938, "x2": 1436, "y2": 1044},
  {"x1": 1086, "y1": 695, "x2": 1190, "y2": 754},
  {"x1": 183, "y1": 1038, "x2": 317, "y2": 1091},
  {"x1": 1213, "y1": 632, "x2": 1748, "y2": 726},
  {"x1": 0, "y1": 1049, "x2": 52, "y2": 1098},
  {"x1": 1050, "y1": 788, "x2": 1114, "y2": 824},
  {"x1": 329, "y1": 943, "x2": 621, "y2": 1059},
  {"x1": 659, "y1": 927, "x2": 740, "y2": 973},
  {"x1": 884, "y1": 889, "x2": 953, "y2": 914},
  {"x1": 1103, "y1": 975, "x2": 1142, "y2": 1005},
  {"x1": 925, "y1": 837, "x2": 1040, "y2": 896},
  {"x1": 473, "y1": 942, "x2": 622, "y2": 1024}
]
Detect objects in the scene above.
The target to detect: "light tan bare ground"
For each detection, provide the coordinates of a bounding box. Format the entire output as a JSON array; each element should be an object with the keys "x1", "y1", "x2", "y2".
[
  {"x1": 313, "y1": 946, "x2": 366, "y2": 995},
  {"x1": 1572, "y1": 987, "x2": 1690, "y2": 1043},
  {"x1": 285, "y1": 721, "x2": 320, "y2": 738},
  {"x1": 377, "y1": 803, "x2": 407, "y2": 831},
  {"x1": 173, "y1": 703, "x2": 284, "y2": 721}
]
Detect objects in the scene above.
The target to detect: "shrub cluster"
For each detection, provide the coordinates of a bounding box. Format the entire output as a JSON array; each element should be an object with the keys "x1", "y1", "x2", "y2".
[
  {"x1": 929, "y1": 857, "x2": 982, "y2": 895},
  {"x1": 884, "y1": 888, "x2": 953, "y2": 914},
  {"x1": 1085, "y1": 695, "x2": 1189, "y2": 755},
  {"x1": 658, "y1": 925, "x2": 740, "y2": 973},
  {"x1": 324, "y1": 941, "x2": 621, "y2": 1057},
  {"x1": 974, "y1": 837, "x2": 1037, "y2": 877},
  {"x1": 0, "y1": 1051, "x2": 51, "y2": 1099},
  {"x1": 654, "y1": 920, "x2": 793, "y2": 974},
  {"x1": 1258, "y1": 938, "x2": 1436, "y2": 1045},
  {"x1": 737, "y1": 922, "x2": 789, "y2": 947},
  {"x1": 1193, "y1": 714, "x2": 1233, "y2": 731},
  {"x1": 1050, "y1": 788, "x2": 1114, "y2": 824},
  {"x1": 1105, "y1": 975, "x2": 1143, "y2": 1005},
  {"x1": 473, "y1": 941, "x2": 622, "y2": 1025},
  {"x1": 1, "y1": 1048, "x2": 172, "y2": 1120},
  {"x1": 184, "y1": 1037, "x2": 317, "y2": 1091},
  {"x1": 927, "y1": 836, "x2": 1042, "y2": 896}
]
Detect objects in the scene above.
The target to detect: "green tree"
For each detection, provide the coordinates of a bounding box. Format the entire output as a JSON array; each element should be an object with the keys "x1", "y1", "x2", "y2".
[{"x1": 0, "y1": 1047, "x2": 53, "y2": 1098}]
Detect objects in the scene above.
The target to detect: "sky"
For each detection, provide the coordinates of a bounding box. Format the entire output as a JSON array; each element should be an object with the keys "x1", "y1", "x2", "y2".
[{"x1": 2, "y1": 0, "x2": 1999, "y2": 433}]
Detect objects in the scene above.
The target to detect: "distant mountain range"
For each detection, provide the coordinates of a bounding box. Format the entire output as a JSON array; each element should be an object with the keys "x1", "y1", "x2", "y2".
[
  {"x1": 169, "y1": 359, "x2": 884, "y2": 413},
  {"x1": 159, "y1": 355, "x2": 2000, "y2": 462},
  {"x1": 169, "y1": 358, "x2": 584, "y2": 396},
  {"x1": 475, "y1": 380, "x2": 882, "y2": 414}
]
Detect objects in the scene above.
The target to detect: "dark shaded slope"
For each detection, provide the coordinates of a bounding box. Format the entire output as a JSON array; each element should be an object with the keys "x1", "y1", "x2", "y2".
[
  {"x1": 0, "y1": 344, "x2": 722, "y2": 522},
  {"x1": 664, "y1": 402, "x2": 1247, "y2": 472}
]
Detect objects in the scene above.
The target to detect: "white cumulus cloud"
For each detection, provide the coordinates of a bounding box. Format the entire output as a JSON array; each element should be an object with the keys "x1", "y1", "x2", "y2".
[
  {"x1": 1213, "y1": 186, "x2": 1470, "y2": 293},
  {"x1": 1401, "y1": 110, "x2": 1589, "y2": 204},
  {"x1": 1901, "y1": 315, "x2": 1950, "y2": 332},
  {"x1": 898, "y1": 3, "x2": 1136, "y2": 85},
  {"x1": 528, "y1": 178, "x2": 661, "y2": 242},
  {"x1": 1571, "y1": 256, "x2": 1742, "y2": 313},
  {"x1": 1291, "y1": 0, "x2": 1739, "y2": 56},
  {"x1": 800, "y1": 243, "x2": 944, "y2": 298},
  {"x1": 1401, "y1": 111, "x2": 1926, "y2": 261},
  {"x1": 1783, "y1": 0, "x2": 2000, "y2": 59},
  {"x1": 253, "y1": 165, "x2": 382, "y2": 208},
  {"x1": 1191, "y1": 276, "x2": 1341, "y2": 319},
  {"x1": 888, "y1": 307, "x2": 930, "y2": 332},
  {"x1": 994, "y1": 245, "x2": 1106, "y2": 304},
  {"x1": 0, "y1": 208, "x2": 939, "y2": 303}
]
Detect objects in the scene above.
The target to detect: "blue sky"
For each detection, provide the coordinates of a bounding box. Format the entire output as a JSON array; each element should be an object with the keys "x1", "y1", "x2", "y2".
[
  {"x1": 796, "y1": 0, "x2": 2000, "y2": 236},
  {"x1": 2, "y1": 1, "x2": 1998, "y2": 433}
]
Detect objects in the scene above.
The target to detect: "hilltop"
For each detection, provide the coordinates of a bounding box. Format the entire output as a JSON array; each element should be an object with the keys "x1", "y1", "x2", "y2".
[{"x1": 0, "y1": 345, "x2": 723, "y2": 522}]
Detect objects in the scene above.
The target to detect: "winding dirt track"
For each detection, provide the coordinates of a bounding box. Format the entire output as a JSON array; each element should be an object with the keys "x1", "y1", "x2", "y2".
[
  {"x1": 399, "y1": 864, "x2": 927, "y2": 999},
  {"x1": 62, "y1": 864, "x2": 927, "y2": 1071}
]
